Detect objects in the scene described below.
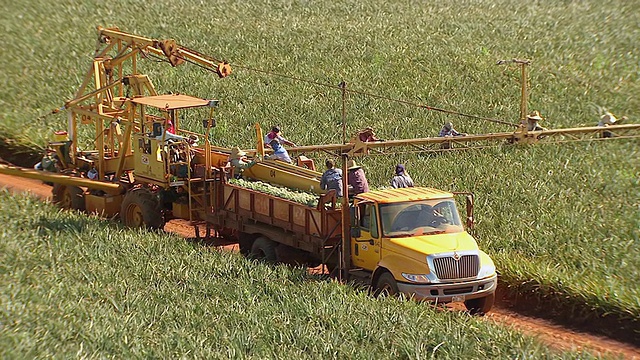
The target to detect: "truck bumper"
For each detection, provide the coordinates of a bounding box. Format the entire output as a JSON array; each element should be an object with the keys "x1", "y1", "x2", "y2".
[{"x1": 396, "y1": 274, "x2": 497, "y2": 302}]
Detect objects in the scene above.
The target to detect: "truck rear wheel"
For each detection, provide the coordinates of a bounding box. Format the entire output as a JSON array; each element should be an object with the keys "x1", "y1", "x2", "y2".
[
  {"x1": 238, "y1": 232, "x2": 254, "y2": 256},
  {"x1": 249, "y1": 237, "x2": 277, "y2": 262},
  {"x1": 52, "y1": 184, "x2": 85, "y2": 211},
  {"x1": 374, "y1": 272, "x2": 399, "y2": 298},
  {"x1": 120, "y1": 188, "x2": 165, "y2": 229},
  {"x1": 464, "y1": 293, "x2": 495, "y2": 315}
]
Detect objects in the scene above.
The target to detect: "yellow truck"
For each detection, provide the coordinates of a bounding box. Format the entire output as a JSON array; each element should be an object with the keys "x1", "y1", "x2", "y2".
[{"x1": 207, "y1": 178, "x2": 497, "y2": 314}]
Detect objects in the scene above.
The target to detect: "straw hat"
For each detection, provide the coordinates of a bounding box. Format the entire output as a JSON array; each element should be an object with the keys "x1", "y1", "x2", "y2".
[
  {"x1": 230, "y1": 146, "x2": 247, "y2": 159},
  {"x1": 347, "y1": 160, "x2": 361, "y2": 170},
  {"x1": 527, "y1": 111, "x2": 543, "y2": 121},
  {"x1": 600, "y1": 112, "x2": 617, "y2": 125}
]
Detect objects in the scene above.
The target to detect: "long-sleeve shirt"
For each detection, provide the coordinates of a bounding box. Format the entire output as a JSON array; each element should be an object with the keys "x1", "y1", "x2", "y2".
[
  {"x1": 269, "y1": 147, "x2": 292, "y2": 163},
  {"x1": 320, "y1": 168, "x2": 343, "y2": 197},
  {"x1": 348, "y1": 168, "x2": 370, "y2": 195},
  {"x1": 439, "y1": 127, "x2": 462, "y2": 137},
  {"x1": 264, "y1": 132, "x2": 293, "y2": 147},
  {"x1": 391, "y1": 174, "x2": 414, "y2": 188}
]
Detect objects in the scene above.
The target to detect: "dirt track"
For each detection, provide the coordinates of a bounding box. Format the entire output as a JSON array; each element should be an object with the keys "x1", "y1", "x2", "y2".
[{"x1": 1, "y1": 172, "x2": 638, "y2": 359}]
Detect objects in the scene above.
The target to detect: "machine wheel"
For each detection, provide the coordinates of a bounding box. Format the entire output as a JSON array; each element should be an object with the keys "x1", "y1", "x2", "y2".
[
  {"x1": 374, "y1": 272, "x2": 399, "y2": 298},
  {"x1": 52, "y1": 184, "x2": 85, "y2": 211},
  {"x1": 120, "y1": 188, "x2": 165, "y2": 229},
  {"x1": 249, "y1": 237, "x2": 278, "y2": 262},
  {"x1": 464, "y1": 293, "x2": 495, "y2": 315}
]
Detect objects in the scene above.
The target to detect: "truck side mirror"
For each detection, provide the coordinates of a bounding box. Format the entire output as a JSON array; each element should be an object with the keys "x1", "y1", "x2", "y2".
[
  {"x1": 349, "y1": 205, "x2": 361, "y2": 225},
  {"x1": 351, "y1": 227, "x2": 362, "y2": 238},
  {"x1": 466, "y1": 194, "x2": 475, "y2": 230}
]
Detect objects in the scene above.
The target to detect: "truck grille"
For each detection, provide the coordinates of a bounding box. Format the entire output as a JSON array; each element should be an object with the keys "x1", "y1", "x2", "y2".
[{"x1": 432, "y1": 255, "x2": 479, "y2": 280}]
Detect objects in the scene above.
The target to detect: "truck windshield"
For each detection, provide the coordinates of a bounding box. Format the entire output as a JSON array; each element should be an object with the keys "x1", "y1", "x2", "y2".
[{"x1": 379, "y1": 199, "x2": 464, "y2": 237}]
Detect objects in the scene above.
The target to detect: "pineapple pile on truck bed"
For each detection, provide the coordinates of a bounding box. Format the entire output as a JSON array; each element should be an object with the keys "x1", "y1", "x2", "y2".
[{"x1": 229, "y1": 178, "x2": 329, "y2": 208}]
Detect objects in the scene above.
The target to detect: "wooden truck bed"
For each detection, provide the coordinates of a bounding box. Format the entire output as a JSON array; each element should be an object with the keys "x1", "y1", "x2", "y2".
[{"x1": 204, "y1": 181, "x2": 342, "y2": 255}]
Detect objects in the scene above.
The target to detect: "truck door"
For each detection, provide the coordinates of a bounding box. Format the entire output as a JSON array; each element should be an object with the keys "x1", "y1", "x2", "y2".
[{"x1": 352, "y1": 202, "x2": 381, "y2": 271}]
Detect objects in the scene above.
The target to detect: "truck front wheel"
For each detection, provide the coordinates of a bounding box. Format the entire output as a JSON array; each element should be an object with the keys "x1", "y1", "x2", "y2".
[
  {"x1": 374, "y1": 272, "x2": 399, "y2": 298},
  {"x1": 249, "y1": 237, "x2": 277, "y2": 262},
  {"x1": 464, "y1": 293, "x2": 495, "y2": 315}
]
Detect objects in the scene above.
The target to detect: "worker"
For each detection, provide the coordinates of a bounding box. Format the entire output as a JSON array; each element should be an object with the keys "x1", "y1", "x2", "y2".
[
  {"x1": 267, "y1": 139, "x2": 292, "y2": 163},
  {"x1": 229, "y1": 147, "x2": 253, "y2": 178},
  {"x1": 87, "y1": 167, "x2": 98, "y2": 180},
  {"x1": 597, "y1": 112, "x2": 625, "y2": 138},
  {"x1": 264, "y1": 126, "x2": 296, "y2": 148},
  {"x1": 166, "y1": 118, "x2": 176, "y2": 135},
  {"x1": 356, "y1": 127, "x2": 381, "y2": 142},
  {"x1": 526, "y1": 111, "x2": 547, "y2": 131},
  {"x1": 439, "y1": 122, "x2": 466, "y2": 137},
  {"x1": 391, "y1": 164, "x2": 414, "y2": 189},
  {"x1": 320, "y1": 159, "x2": 343, "y2": 197},
  {"x1": 439, "y1": 122, "x2": 466, "y2": 149},
  {"x1": 34, "y1": 152, "x2": 58, "y2": 173},
  {"x1": 155, "y1": 126, "x2": 197, "y2": 145},
  {"x1": 347, "y1": 159, "x2": 369, "y2": 195}
]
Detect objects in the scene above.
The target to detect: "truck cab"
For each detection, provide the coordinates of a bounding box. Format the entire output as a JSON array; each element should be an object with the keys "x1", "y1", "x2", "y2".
[{"x1": 350, "y1": 187, "x2": 497, "y2": 313}]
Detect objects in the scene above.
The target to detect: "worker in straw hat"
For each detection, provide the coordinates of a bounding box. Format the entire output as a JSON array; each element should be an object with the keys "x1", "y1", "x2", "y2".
[
  {"x1": 597, "y1": 111, "x2": 626, "y2": 138},
  {"x1": 347, "y1": 159, "x2": 370, "y2": 196},
  {"x1": 229, "y1": 147, "x2": 253, "y2": 178},
  {"x1": 526, "y1": 111, "x2": 547, "y2": 131}
]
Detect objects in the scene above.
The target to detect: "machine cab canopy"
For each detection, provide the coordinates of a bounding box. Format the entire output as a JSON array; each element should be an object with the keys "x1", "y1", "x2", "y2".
[
  {"x1": 130, "y1": 94, "x2": 217, "y2": 110},
  {"x1": 130, "y1": 94, "x2": 219, "y2": 137}
]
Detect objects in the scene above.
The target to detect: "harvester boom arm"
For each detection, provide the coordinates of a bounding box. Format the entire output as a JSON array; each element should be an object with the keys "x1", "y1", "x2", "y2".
[
  {"x1": 282, "y1": 123, "x2": 640, "y2": 157},
  {"x1": 0, "y1": 165, "x2": 124, "y2": 195},
  {"x1": 97, "y1": 27, "x2": 231, "y2": 77}
]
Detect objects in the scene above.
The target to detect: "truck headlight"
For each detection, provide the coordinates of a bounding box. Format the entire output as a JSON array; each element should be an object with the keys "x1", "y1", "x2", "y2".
[
  {"x1": 477, "y1": 264, "x2": 496, "y2": 279},
  {"x1": 401, "y1": 273, "x2": 431, "y2": 283}
]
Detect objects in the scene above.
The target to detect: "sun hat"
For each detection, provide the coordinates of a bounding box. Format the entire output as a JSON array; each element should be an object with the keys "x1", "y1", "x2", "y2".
[
  {"x1": 600, "y1": 112, "x2": 617, "y2": 125},
  {"x1": 230, "y1": 146, "x2": 247, "y2": 159},
  {"x1": 347, "y1": 160, "x2": 361, "y2": 170},
  {"x1": 527, "y1": 111, "x2": 543, "y2": 121}
]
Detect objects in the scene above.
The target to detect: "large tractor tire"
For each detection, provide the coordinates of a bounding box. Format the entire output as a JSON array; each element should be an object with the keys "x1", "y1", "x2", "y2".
[
  {"x1": 52, "y1": 184, "x2": 85, "y2": 211},
  {"x1": 464, "y1": 293, "x2": 495, "y2": 315},
  {"x1": 249, "y1": 237, "x2": 278, "y2": 262},
  {"x1": 374, "y1": 272, "x2": 399, "y2": 298},
  {"x1": 120, "y1": 188, "x2": 165, "y2": 229}
]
